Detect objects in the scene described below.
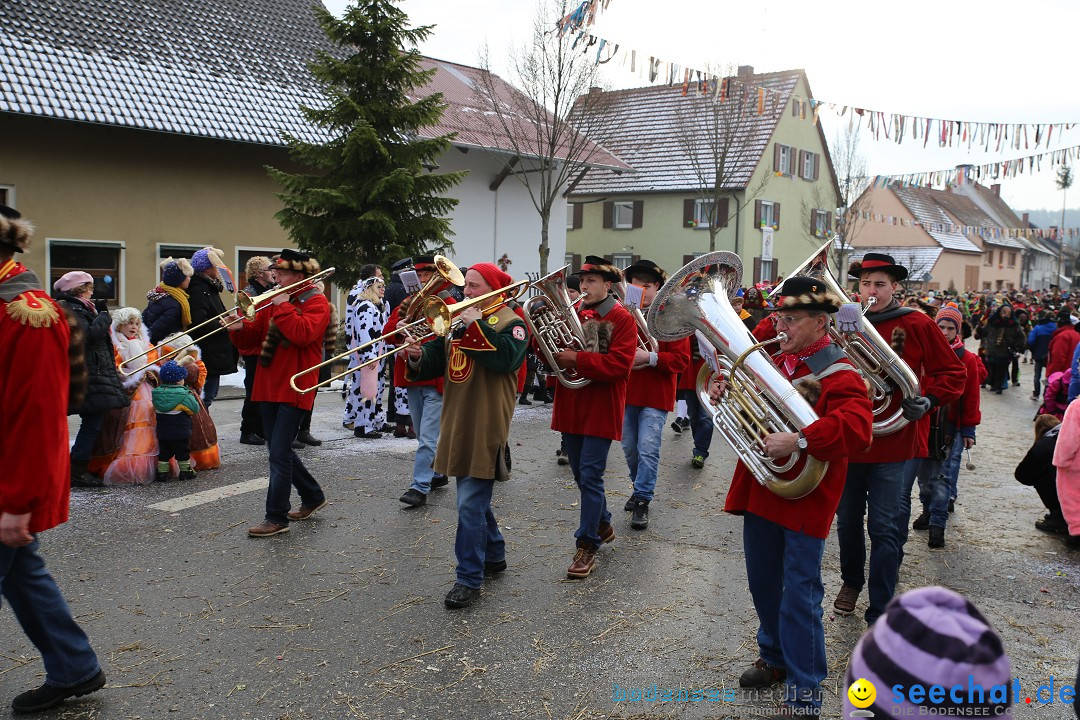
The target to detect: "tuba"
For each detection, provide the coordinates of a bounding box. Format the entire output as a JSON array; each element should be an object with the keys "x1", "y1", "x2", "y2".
[
  {"x1": 612, "y1": 281, "x2": 659, "y2": 353},
  {"x1": 523, "y1": 266, "x2": 591, "y2": 388},
  {"x1": 781, "y1": 240, "x2": 920, "y2": 436},
  {"x1": 646, "y1": 252, "x2": 827, "y2": 499}
]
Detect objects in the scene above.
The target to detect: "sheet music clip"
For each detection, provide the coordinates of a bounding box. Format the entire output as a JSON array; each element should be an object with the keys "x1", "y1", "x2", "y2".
[
  {"x1": 623, "y1": 283, "x2": 644, "y2": 310},
  {"x1": 836, "y1": 303, "x2": 864, "y2": 334},
  {"x1": 400, "y1": 270, "x2": 422, "y2": 294}
]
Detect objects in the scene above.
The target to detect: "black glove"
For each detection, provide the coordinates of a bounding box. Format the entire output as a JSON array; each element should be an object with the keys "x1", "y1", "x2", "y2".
[
  {"x1": 94, "y1": 298, "x2": 110, "y2": 313},
  {"x1": 901, "y1": 395, "x2": 932, "y2": 421}
]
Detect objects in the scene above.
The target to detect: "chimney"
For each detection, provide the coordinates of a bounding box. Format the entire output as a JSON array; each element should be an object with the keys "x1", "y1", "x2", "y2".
[
  {"x1": 588, "y1": 86, "x2": 603, "y2": 97},
  {"x1": 737, "y1": 65, "x2": 754, "y2": 79},
  {"x1": 991, "y1": 183, "x2": 1001, "y2": 196},
  {"x1": 1022, "y1": 212, "x2": 1029, "y2": 225}
]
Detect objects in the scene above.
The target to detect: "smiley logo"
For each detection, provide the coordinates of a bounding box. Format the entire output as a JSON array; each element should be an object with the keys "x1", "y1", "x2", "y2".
[{"x1": 847, "y1": 677, "x2": 876, "y2": 709}]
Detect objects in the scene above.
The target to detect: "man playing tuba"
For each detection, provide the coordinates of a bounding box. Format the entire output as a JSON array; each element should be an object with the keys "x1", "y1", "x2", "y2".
[{"x1": 710, "y1": 276, "x2": 872, "y2": 719}]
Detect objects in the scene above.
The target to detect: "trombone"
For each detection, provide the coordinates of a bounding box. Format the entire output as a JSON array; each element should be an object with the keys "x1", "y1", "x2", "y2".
[
  {"x1": 291, "y1": 279, "x2": 530, "y2": 394},
  {"x1": 120, "y1": 267, "x2": 336, "y2": 376}
]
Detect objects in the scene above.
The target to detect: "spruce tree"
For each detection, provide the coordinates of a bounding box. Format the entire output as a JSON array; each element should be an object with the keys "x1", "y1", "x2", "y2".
[{"x1": 268, "y1": 1, "x2": 465, "y2": 287}]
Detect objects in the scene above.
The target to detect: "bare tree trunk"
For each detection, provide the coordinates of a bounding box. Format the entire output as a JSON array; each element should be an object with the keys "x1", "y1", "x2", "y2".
[{"x1": 539, "y1": 213, "x2": 550, "y2": 277}]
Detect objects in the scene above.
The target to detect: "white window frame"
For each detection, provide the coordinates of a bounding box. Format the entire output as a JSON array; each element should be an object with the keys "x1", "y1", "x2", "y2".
[
  {"x1": 802, "y1": 151, "x2": 816, "y2": 180},
  {"x1": 760, "y1": 259, "x2": 776, "y2": 283},
  {"x1": 564, "y1": 252, "x2": 574, "y2": 268},
  {"x1": 611, "y1": 253, "x2": 633, "y2": 270},
  {"x1": 566, "y1": 204, "x2": 575, "y2": 230},
  {"x1": 760, "y1": 201, "x2": 776, "y2": 229},
  {"x1": 45, "y1": 238, "x2": 127, "y2": 306},
  {"x1": 693, "y1": 199, "x2": 715, "y2": 229},
  {"x1": 156, "y1": 242, "x2": 202, "y2": 262},
  {"x1": 812, "y1": 209, "x2": 830, "y2": 238},
  {"x1": 778, "y1": 146, "x2": 793, "y2": 176},
  {"x1": 612, "y1": 201, "x2": 635, "y2": 230},
  {"x1": 0, "y1": 184, "x2": 15, "y2": 208}
]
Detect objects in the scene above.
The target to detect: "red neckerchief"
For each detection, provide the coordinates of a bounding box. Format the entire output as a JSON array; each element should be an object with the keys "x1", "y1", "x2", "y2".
[
  {"x1": 580, "y1": 300, "x2": 603, "y2": 322},
  {"x1": 949, "y1": 335, "x2": 964, "y2": 350},
  {"x1": 777, "y1": 333, "x2": 832, "y2": 378}
]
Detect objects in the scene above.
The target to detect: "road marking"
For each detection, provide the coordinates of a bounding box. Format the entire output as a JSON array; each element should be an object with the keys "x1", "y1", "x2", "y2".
[{"x1": 148, "y1": 478, "x2": 268, "y2": 513}]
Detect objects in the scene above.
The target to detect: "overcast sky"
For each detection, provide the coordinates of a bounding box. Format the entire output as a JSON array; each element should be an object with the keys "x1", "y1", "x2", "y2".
[{"x1": 322, "y1": 0, "x2": 1080, "y2": 215}]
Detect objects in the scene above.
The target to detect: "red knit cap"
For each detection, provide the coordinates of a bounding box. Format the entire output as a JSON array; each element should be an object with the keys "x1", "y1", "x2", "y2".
[
  {"x1": 936, "y1": 302, "x2": 963, "y2": 330},
  {"x1": 470, "y1": 262, "x2": 512, "y2": 291}
]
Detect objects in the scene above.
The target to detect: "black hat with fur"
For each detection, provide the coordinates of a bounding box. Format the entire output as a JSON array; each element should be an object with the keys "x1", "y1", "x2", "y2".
[
  {"x1": 776, "y1": 276, "x2": 843, "y2": 314},
  {"x1": 623, "y1": 259, "x2": 667, "y2": 285},
  {"x1": 848, "y1": 252, "x2": 909, "y2": 282},
  {"x1": 0, "y1": 205, "x2": 33, "y2": 254},
  {"x1": 273, "y1": 248, "x2": 321, "y2": 276},
  {"x1": 574, "y1": 255, "x2": 622, "y2": 283}
]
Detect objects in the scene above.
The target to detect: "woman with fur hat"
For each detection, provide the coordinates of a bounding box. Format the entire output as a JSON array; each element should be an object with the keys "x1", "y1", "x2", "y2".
[
  {"x1": 343, "y1": 273, "x2": 389, "y2": 438},
  {"x1": 143, "y1": 256, "x2": 193, "y2": 344},
  {"x1": 52, "y1": 271, "x2": 130, "y2": 486},
  {"x1": 186, "y1": 247, "x2": 238, "y2": 409}
]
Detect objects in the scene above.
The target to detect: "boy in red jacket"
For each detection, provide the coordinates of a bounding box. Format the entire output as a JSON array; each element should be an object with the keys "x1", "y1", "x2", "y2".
[
  {"x1": 619, "y1": 260, "x2": 689, "y2": 530},
  {"x1": 551, "y1": 256, "x2": 636, "y2": 579}
]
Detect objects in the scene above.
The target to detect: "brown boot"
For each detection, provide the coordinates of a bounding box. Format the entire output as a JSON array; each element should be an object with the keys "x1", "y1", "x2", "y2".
[
  {"x1": 247, "y1": 521, "x2": 289, "y2": 538},
  {"x1": 598, "y1": 522, "x2": 615, "y2": 544},
  {"x1": 566, "y1": 542, "x2": 597, "y2": 578}
]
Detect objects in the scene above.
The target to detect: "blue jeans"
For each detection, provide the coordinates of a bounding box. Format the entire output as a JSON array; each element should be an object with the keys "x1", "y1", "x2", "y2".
[
  {"x1": 260, "y1": 402, "x2": 325, "y2": 525},
  {"x1": 203, "y1": 374, "x2": 221, "y2": 409},
  {"x1": 621, "y1": 405, "x2": 667, "y2": 502},
  {"x1": 562, "y1": 433, "x2": 612, "y2": 549},
  {"x1": 455, "y1": 476, "x2": 504, "y2": 588},
  {"x1": 70, "y1": 411, "x2": 104, "y2": 463},
  {"x1": 836, "y1": 461, "x2": 905, "y2": 625},
  {"x1": 898, "y1": 457, "x2": 943, "y2": 558},
  {"x1": 407, "y1": 385, "x2": 442, "y2": 494},
  {"x1": 743, "y1": 513, "x2": 826, "y2": 714},
  {"x1": 1033, "y1": 357, "x2": 1047, "y2": 397},
  {"x1": 941, "y1": 431, "x2": 964, "y2": 505},
  {"x1": 0, "y1": 538, "x2": 101, "y2": 688},
  {"x1": 683, "y1": 390, "x2": 714, "y2": 459}
]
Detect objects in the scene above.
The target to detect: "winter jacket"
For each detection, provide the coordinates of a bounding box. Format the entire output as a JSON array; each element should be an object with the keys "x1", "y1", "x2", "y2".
[
  {"x1": 55, "y1": 292, "x2": 130, "y2": 415},
  {"x1": 384, "y1": 274, "x2": 408, "y2": 312},
  {"x1": 1027, "y1": 320, "x2": 1057, "y2": 361},
  {"x1": 978, "y1": 310, "x2": 1026, "y2": 362},
  {"x1": 1069, "y1": 342, "x2": 1080, "y2": 404},
  {"x1": 1053, "y1": 402, "x2": 1080, "y2": 536},
  {"x1": 186, "y1": 273, "x2": 238, "y2": 375},
  {"x1": 1048, "y1": 325, "x2": 1080, "y2": 375},
  {"x1": 1014, "y1": 425, "x2": 1058, "y2": 487},
  {"x1": 143, "y1": 288, "x2": 185, "y2": 344}
]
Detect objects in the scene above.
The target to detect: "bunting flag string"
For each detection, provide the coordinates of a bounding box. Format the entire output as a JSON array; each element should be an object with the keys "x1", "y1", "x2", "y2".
[
  {"x1": 555, "y1": 18, "x2": 1079, "y2": 154},
  {"x1": 839, "y1": 209, "x2": 1078, "y2": 241},
  {"x1": 869, "y1": 144, "x2": 1080, "y2": 190}
]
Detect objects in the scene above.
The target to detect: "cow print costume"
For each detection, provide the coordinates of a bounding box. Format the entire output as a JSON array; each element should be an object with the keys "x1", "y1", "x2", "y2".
[{"x1": 342, "y1": 278, "x2": 389, "y2": 434}]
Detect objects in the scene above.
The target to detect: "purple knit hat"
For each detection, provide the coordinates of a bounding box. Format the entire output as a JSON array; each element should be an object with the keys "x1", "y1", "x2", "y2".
[{"x1": 844, "y1": 587, "x2": 1011, "y2": 717}]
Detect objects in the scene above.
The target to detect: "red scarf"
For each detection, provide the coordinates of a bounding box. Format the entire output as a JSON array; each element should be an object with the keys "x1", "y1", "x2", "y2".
[
  {"x1": 949, "y1": 335, "x2": 964, "y2": 350},
  {"x1": 777, "y1": 334, "x2": 832, "y2": 377}
]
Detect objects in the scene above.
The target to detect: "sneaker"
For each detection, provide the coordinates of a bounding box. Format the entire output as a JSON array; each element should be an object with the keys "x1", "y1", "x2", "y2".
[
  {"x1": 670, "y1": 419, "x2": 684, "y2": 434},
  {"x1": 557, "y1": 453, "x2": 569, "y2": 466},
  {"x1": 679, "y1": 417, "x2": 690, "y2": 430},
  {"x1": 598, "y1": 522, "x2": 615, "y2": 544},
  {"x1": 1035, "y1": 515, "x2": 1069, "y2": 534},
  {"x1": 739, "y1": 658, "x2": 787, "y2": 688},
  {"x1": 11, "y1": 669, "x2": 106, "y2": 713},
  {"x1": 1030, "y1": 392, "x2": 1040, "y2": 401},
  {"x1": 691, "y1": 454, "x2": 705, "y2": 469},
  {"x1": 248, "y1": 521, "x2": 289, "y2": 538},
  {"x1": 624, "y1": 495, "x2": 640, "y2": 512},
  {"x1": 928, "y1": 525, "x2": 945, "y2": 549},
  {"x1": 296, "y1": 430, "x2": 322, "y2": 446},
  {"x1": 406, "y1": 426, "x2": 416, "y2": 440},
  {"x1": 566, "y1": 546, "x2": 596, "y2": 579},
  {"x1": 399, "y1": 488, "x2": 427, "y2": 507},
  {"x1": 288, "y1": 499, "x2": 328, "y2": 521},
  {"x1": 393, "y1": 422, "x2": 409, "y2": 438},
  {"x1": 431, "y1": 474, "x2": 449, "y2": 489},
  {"x1": 484, "y1": 559, "x2": 508, "y2": 575},
  {"x1": 444, "y1": 583, "x2": 481, "y2": 609},
  {"x1": 912, "y1": 510, "x2": 930, "y2": 530},
  {"x1": 833, "y1": 584, "x2": 859, "y2": 615},
  {"x1": 630, "y1": 500, "x2": 649, "y2": 530},
  {"x1": 518, "y1": 395, "x2": 532, "y2": 406},
  {"x1": 239, "y1": 432, "x2": 265, "y2": 446}
]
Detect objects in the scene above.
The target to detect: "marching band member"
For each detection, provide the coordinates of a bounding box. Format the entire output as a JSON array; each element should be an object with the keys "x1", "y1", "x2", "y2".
[
  {"x1": 619, "y1": 260, "x2": 689, "y2": 530},
  {"x1": 384, "y1": 257, "x2": 456, "y2": 507},
  {"x1": 711, "y1": 276, "x2": 872, "y2": 719},
  {"x1": 834, "y1": 253, "x2": 964, "y2": 625},
  {"x1": 404, "y1": 263, "x2": 528, "y2": 609},
  {"x1": 551, "y1": 256, "x2": 636, "y2": 579},
  {"x1": 224, "y1": 249, "x2": 335, "y2": 538}
]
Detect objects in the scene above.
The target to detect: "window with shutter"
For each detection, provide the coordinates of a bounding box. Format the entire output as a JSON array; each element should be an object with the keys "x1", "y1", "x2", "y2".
[
  {"x1": 612, "y1": 201, "x2": 635, "y2": 229},
  {"x1": 759, "y1": 201, "x2": 776, "y2": 229},
  {"x1": 569, "y1": 203, "x2": 583, "y2": 229},
  {"x1": 603, "y1": 201, "x2": 614, "y2": 229},
  {"x1": 802, "y1": 151, "x2": 816, "y2": 180},
  {"x1": 777, "y1": 145, "x2": 793, "y2": 176},
  {"x1": 612, "y1": 253, "x2": 633, "y2": 270},
  {"x1": 813, "y1": 153, "x2": 820, "y2": 181},
  {"x1": 683, "y1": 198, "x2": 695, "y2": 227},
  {"x1": 632, "y1": 200, "x2": 644, "y2": 229}
]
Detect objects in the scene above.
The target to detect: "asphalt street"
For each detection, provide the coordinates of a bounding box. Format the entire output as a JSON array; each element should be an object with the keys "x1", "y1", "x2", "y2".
[{"x1": 1, "y1": 355, "x2": 1078, "y2": 720}]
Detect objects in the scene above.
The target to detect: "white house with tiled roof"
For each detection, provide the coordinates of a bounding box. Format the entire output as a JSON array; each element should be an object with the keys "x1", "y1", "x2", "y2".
[
  {"x1": 0, "y1": 0, "x2": 625, "y2": 305},
  {"x1": 565, "y1": 67, "x2": 842, "y2": 285}
]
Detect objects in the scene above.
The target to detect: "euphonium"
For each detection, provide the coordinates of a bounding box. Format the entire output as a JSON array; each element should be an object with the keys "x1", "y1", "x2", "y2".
[
  {"x1": 612, "y1": 280, "x2": 659, "y2": 353},
  {"x1": 523, "y1": 266, "x2": 591, "y2": 388},
  {"x1": 782, "y1": 240, "x2": 920, "y2": 436},
  {"x1": 645, "y1": 251, "x2": 827, "y2": 499}
]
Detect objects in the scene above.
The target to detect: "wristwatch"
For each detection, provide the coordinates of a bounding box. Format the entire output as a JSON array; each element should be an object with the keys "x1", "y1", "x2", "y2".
[{"x1": 796, "y1": 431, "x2": 808, "y2": 450}]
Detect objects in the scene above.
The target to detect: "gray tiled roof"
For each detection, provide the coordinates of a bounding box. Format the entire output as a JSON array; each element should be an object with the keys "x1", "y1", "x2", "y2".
[
  {"x1": 1, "y1": 0, "x2": 337, "y2": 145},
  {"x1": 568, "y1": 70, "x2": 803, "y2": 195},
  {"x1": 924, "y1": 189, "x2": 1027, "y2": 250},
  {"x1": 891, "y1": 186, "x2": 983, "y2": 254}
]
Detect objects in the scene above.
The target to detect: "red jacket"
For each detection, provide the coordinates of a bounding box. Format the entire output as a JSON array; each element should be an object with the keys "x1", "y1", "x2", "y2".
[
  {"x1": 1047, "y1": 325, "x2": 1080, "y2": 375},
  {"x1": 0, "y1": 262, "x2": 71, "y2": 533},
  {"x1": 230, "y1": 291, "x2": 331, "y2": 411},
  {"x1": 625, "y1": 337, "x2": 690, "y2": 412},
  {"x1": 551, "y1": 298, "x2": 636, "y2": 440},
  {"x1": 949, "y1": 347, "x2": 985, "y2": 430},
  {"x1": 849, "y1": 308, "x2": 966, "y2": 464},
  {"x1": 384, "y1": 303, "x2": 444, "y2": 393},
  {"x1": 724, "y1": 353, "x2": 873, "y2": 539}
]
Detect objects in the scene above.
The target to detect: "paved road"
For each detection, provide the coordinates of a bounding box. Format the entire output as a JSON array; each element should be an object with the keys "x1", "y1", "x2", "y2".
[{"x1": 1, "y1": 355, "x2": 1077, "y2": 720}]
